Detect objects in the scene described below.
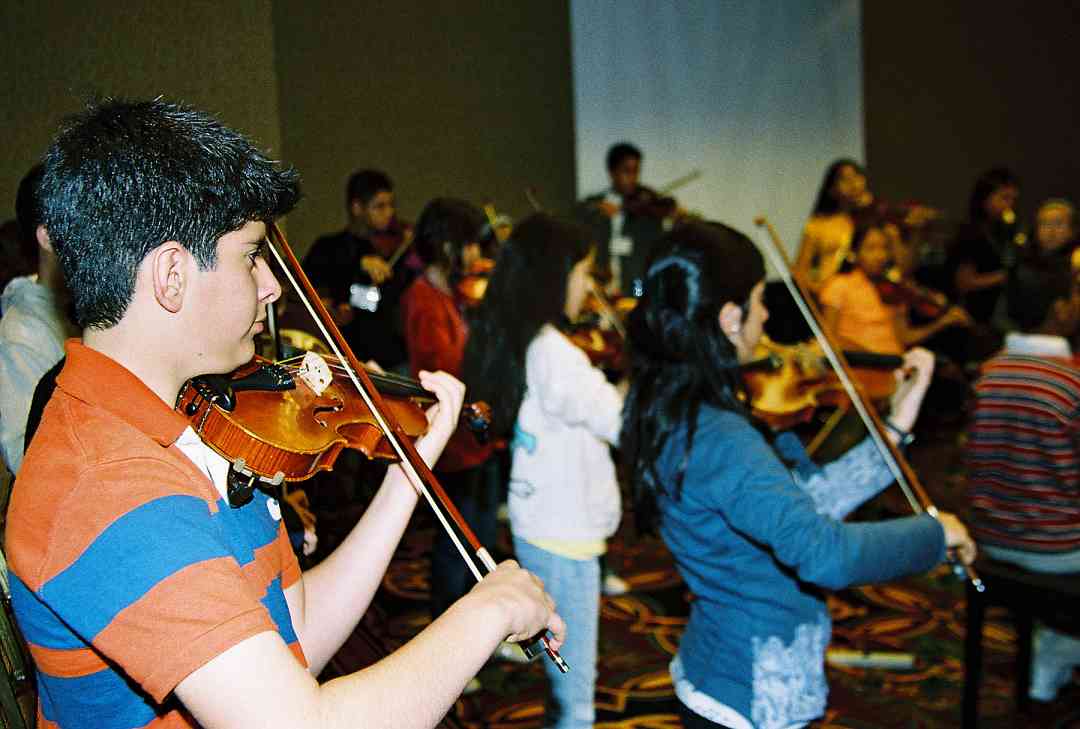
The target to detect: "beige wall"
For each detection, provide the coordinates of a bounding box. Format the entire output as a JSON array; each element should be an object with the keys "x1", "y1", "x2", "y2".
[
  {"x1": 1, "y1": 0, "x2": 283, "y2": 227},
  {"x1": 1, "y1": 1, "x2": 577, "y2": 258}
]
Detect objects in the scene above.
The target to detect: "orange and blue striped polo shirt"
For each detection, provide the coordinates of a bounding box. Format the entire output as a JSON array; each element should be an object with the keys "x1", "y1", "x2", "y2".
[{"x1": 6, "y1": 340, "x2": 305, "y2": 727}]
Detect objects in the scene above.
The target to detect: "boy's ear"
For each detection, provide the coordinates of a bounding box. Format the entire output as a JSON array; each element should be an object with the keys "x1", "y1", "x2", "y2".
[{"x1": 150, "y1": 241, "x2": 188, "y2": 314}]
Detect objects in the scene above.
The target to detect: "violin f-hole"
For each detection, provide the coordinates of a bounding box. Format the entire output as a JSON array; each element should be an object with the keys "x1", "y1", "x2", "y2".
[{"x1": 312, "y1": 396, "x2": 345, "y2": 427}]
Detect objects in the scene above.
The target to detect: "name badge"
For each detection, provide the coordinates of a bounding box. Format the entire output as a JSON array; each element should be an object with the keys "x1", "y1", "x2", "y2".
[{"x1": 350, "y1": 283, "x2": 381, "y2": 312}]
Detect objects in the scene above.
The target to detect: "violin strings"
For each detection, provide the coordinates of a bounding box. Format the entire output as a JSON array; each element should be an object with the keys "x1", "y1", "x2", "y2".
[
  {"x1": 275, "y1": 354, "x2": 416, "y2": 383},
  {"x1": 277, "y1": 361, "x2": 430, "y2": 396},
  {"x1": 265, "y1": 230, "x2": 489, "y2": 583}
]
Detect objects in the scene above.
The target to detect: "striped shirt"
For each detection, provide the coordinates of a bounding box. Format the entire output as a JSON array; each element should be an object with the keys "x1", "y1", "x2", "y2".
[
  {"x1": 967, "y1": 339, "x2": 1080, "y2": 553},
  {"x1": 6, "y1": 340, "x2": 305, "y2": 728}
]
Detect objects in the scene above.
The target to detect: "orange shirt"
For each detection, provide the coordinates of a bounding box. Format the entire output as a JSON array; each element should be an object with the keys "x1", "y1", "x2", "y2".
[
  {"x1": 7, "y1": 340, "x2": 304, "y2": 727},
  {"x1": 819, "y1": 269, "x2": 903, "y2": 355}
]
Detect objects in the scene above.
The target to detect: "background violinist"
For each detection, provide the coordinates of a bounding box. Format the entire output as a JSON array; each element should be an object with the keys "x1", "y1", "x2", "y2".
[
  {"x1": 944, "y1": 168, "x2": 1021, "y2": 343},
  {"x1": 577, "y1": 142, "x2": 682, "y2": 296},
  {"x1": 303, "y1": 168, "x2": 416, "y2": 371},
  {"x1": 820, "y1": 222, "x2": 971, "y2": 357},
  {"x1": 7, "y1": 97, "x2": 564, "y2": 729},
  {"x1": 399, "y1": 198, "x2": 500, "y2": 633}
]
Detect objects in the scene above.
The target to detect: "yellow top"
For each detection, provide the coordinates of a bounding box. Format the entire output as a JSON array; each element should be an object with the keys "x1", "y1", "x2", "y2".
[
  {"x1": 527, "y1": 538, "x2": 606, "y2": 560},
  {"x1": 802, "y1": 213, "x2": 855, "y2": 286}
]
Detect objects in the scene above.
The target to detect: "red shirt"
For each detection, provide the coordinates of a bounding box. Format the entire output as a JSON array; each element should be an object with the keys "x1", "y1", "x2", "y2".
[{"x1": 400, "y1": 275, "x2": 492, "y2": 471}]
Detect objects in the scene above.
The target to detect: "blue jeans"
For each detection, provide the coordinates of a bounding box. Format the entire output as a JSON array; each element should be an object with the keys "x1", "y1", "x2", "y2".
[{"x1": 513, "y1": 536, "x2": 599, "y2": 729}]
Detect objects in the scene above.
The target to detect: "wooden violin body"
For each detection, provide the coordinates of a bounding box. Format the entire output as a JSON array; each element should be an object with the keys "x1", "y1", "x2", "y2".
[
  {"x1": 563, "y1": 319, "x2": 623, "y2": 370},
  {"x1": 875, "y1": 267, "x2": 950, "y2": 320},
  {"x1": 563, "y1": 290, "x2": 637, "y2": 370},
  {"x1": 177, "y1": 357, "x2": 431, "y2": 483},
  {"x1": 621, "y1": 186, "x2": 679, "y2": 219},
  {"x1": 744, "y1": 336, "x2": 900, "y2": 432},
  {"x1": 369, "y1": 218, "x2": 413, "y2": 260}
]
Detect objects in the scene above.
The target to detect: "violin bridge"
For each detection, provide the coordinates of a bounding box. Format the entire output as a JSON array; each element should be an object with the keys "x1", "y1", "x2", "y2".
[{"x1": 297, "y1": 351, "x2": 333, "y2": 396}]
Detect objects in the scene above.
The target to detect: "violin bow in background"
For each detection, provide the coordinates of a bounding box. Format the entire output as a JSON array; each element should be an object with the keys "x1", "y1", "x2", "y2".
[
  {"x1": 656, "y1": 168, "x2": 703, "y2": 197},
  {"x1": 753, "y1": 215, "x2": 984, "y2": 593},
  {"x1": 265, "y1": 223, "x2": 571, "y2": 670}
]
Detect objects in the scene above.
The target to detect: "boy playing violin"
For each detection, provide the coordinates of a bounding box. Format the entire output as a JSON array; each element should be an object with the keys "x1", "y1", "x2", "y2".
[
  {"x1": 6, "y1": 98, "x2": 563, "y2": 729},
  {"x1": 304, "y1": 169, "x2": 416, "y2": 370},
  {"x1": 578, "y1": 142, "x2": 679, "y2": 296}
]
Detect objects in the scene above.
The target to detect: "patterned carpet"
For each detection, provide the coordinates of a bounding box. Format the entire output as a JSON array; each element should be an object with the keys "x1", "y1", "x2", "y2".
[{"x1": 315, "y1": 421, "x2": 1080, "y2": 728}]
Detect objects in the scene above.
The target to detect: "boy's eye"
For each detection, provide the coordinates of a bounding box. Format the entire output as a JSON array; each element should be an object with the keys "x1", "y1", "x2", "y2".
[{"x1": 248, "y1": 240, "x2": 268, "y2": 263}]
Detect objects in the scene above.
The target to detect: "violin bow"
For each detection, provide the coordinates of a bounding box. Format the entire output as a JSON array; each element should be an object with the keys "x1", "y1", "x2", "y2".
[
  {"x1": 524, "y1": 186, "x2": 543, "y2": 213},
  {"x1": 265, "y1": 222, "x2": 570, "y2": 670},
  {"x1": 753, "y1": 216, "x2": 984, "y2": 593},
  {"x1": 657, "y1": 168, "x2": 703, "y2": 196},
  {"x1": 587, "y1": 281, "x2": 627, "y2": 340}
]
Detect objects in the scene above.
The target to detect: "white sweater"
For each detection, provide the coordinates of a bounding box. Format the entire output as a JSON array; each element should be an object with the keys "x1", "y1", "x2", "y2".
[{"x1": 508, "y1": 325, "x2": 624, "y2": 543}]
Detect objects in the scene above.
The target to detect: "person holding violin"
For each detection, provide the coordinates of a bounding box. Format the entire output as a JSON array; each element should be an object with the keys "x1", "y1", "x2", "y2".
[
  {"x1": 303, "y1": 169, "x2": 416, "y2": 370},
  {"x1": 399, "y1": 198, "x2": 500, "y2": 625},
  {"x1": 621, "y1": 221, "x2": 976, "y2": 729},
  {"x1": 578, "y1": 142, "x2": 680, "y2": 296},
  {"x1": 819, "y1": 221, "x2": 972, "y2": 356},
  {"x1": 6, "y1": 98, "x2": 564, "y2": 729},
  {"x1": 945, "y1": 168, "x2": 1021, "y2": 359},
  {"x1": 463, "y1": 213, "x2": 625, "y2": 729}
]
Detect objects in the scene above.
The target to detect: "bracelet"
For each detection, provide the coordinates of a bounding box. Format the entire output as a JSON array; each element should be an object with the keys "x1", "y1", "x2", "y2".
[{"x1": 884, "y1": 420, "x2": 915, "y2": 448}]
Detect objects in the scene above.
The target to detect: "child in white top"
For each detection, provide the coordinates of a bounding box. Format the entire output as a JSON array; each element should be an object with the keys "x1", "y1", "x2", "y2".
[{"x1": 463, "y1": 213, "x2": 624, "y2": 728}]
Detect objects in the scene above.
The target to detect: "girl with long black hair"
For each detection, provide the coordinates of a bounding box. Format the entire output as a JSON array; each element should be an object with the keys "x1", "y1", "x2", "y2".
[
  {"x1": 462, "y1": 213, "x2": 623, "y2": 728},
  {"x1": 794, "y1": 159, "x2": 872, "y2": 292},
  {"x1": 621, "y1": 221, "x2": 976, "y2": 729}
]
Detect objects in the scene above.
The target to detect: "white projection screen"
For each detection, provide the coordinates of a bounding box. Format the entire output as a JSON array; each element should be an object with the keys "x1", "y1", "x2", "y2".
[{"x1": 570, "y1": 0, "x2": 864, "y2": 263}]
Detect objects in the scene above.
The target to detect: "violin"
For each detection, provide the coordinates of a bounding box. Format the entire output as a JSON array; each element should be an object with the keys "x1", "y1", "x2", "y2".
[
  {"x1": 562, "y1": 284, "x2": 635, "y2": 370},
  {"x1": 368, "y1": 217, "x2": 414, "y2": 260},
  {"x1": 754, "y1": 215, "x2": 983, "y2": 592},
  {"x1": 563, "y1": 318, "x2": 623, "y2": 370},
  {"x1": 599, "y1": 169, "x2": 702, "y2": 221},
  {"x1": 620, "y1": 187, "x2": 679, "y2": 220},
  {"x1": 874, "y1": 267, "x2": 950, "y2": 320},
  {"x1": 455, "y1": 257, "x2": 495, "y2": 309},
  {"x1": 180, "y1": 222, "x2": 569, "y2": 671},
  {"x1": 743, "y1": 336, "x2": 901, "y2": 433},
  {"x1": 177, "y1": 353, "x2": 491, "y2": 486},
  {"x1": 454, "y1": 204, "x2": 508, "y2": 307}
]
